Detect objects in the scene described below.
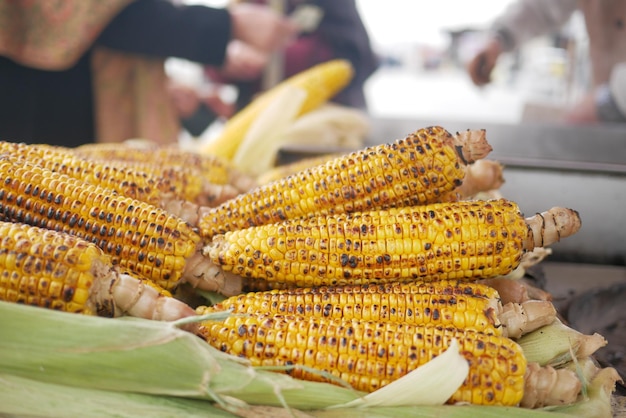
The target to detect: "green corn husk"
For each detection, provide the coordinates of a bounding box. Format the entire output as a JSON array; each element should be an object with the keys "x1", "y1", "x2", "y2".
[
  {"x1": 0, "y1": 301, "x2": 619, "y2": 418},
  {"x1": 518, "y1": 319, "x2": 607, "y2": 367},
  {"x1": 0, "y1": 373, "x2": 237, "y2": 418},
  {"x1": 0, "y1": 300, "x2": 360, "y2": 410}
]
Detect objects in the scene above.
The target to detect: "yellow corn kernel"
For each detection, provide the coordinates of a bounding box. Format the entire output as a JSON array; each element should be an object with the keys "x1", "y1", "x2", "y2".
[
  {"x1": 0, "y1": 221, "x2": 195, "y2": 321},
  {"x1": 198, "y1": 313, "x2": 527, "y2": 406},
  {"x1": 256, "y1": 153, "x2": 344, "y2": 185},
  {"x1": 199, "y1": 126, "x2": 492, "y2": 239},
  {"x1": 73, "y1": 141, "x2": 234, "y2": 187},
  {"x1": 0, "y1": 140, "x2": 234, "y2": 220},
  {"x1": 203, "y1": 282, "x2": 503, "y2": 334},
  {"x1": 205, "y1": 199, "x2": 527, "y2": 286},
  {"x1": 0, "y1": 154, "x2": 202, "y2": 291}
]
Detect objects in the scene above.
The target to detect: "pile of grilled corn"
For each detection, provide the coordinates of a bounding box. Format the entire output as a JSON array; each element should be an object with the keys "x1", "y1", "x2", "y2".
[{"x1": 0, "y1": 124, "x2": 621, "y2": 417}]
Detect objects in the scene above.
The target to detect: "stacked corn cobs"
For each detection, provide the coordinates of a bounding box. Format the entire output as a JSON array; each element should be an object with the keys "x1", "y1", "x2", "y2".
[{"x1": 0, "y1": 127, "x2": 620, "y2": 414}]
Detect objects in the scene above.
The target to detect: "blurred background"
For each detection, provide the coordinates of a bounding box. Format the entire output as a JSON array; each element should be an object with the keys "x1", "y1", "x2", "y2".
[{"x1": 178, "y1": 0, "x2": 591, "y2": 124}]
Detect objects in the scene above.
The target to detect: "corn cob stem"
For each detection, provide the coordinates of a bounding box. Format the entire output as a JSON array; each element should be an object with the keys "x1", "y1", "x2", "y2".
[
  {"x1": 199, "y1": 125, "x2": 492, "y2": 239},
  {"x1": 453, "y1": 159, "x2": 505, "y2": 199},
  {"x1": 0, "y1": 221, "x2": 195, "y2": 323},
  {"x1": 498, "y1": 300, "x2": 556, "y2": 338},
  {"x1": 203, "y1": 199, "x2": 582, "y2": 289},
  {"x1": 521, "y1": 362, "x2": 581, "y2": 408},
  {"x1": 525, "y1": 206, "x2": 581, "y2": 249},
  {"x1": 0, "y1": 154, "x2": 237, "y2": 294}
]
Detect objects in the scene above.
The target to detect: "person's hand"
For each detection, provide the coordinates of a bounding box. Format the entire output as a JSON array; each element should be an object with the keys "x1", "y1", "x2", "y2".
[
  {"x1": 220, "y1": 40, "x2": 268, "y2": 80},
  {"x1": 562, "y1": 92, "x2": 599, "y2": 124},
  {"x1": 229, "y1": 3, "x2": 298, "y2": 53},
  {"x1": 167, "y1": 82, "x2": 201, "y2": 119},
  {"x1": 466, "y1": 37, "x2": 504, "y2": 87}
]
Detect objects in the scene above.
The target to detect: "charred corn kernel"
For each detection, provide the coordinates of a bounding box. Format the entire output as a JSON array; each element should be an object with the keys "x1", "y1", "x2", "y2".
[
  {"x1": 197, "y1": 313, "x2": 527, "y2": 406},
  {"x1": 240, "y1": 277, "x2": 502, "y2": 298},
  {"x1": 200, "y1": 126, "x2": 492, "y2": 238},
  {"x1": 0, "y1": 221, "x2": 195, "y2": 321},
  {"x1": 199, "y1": 59, "x2": 354, "y2": 161},
  {"x1": 256, "y1": 153, "x2": 344, "y2": 185},
  {"x1": 0, "y1": 154, "x2": 203, "y2": 291},
  {"x1": 204, "y1": 199, "x2": 581, "y2": 288},
  {"x1": 203, "y1": 283, "x2": 503, "y2": 335},
  {"x1": 73, "y1": 141, "x2": 235, "y2": 187},
  {"x1": 0, "y1": 141, "x2": 200, "y2": 206}
]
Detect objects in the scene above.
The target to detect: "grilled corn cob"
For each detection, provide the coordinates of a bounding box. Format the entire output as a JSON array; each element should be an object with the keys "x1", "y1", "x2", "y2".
[
  {"x1": 0, "y1": 154, "x2": 241, "y2": 295},
  {"x1": 200, "y1": 126, "x2": 493, "y2": 238},
  {"x1": 202, "y1": 282, "x2": 556, "y2": 338},
  {"x1": 0, "y1": 221, "x2": 195, "y2": 322},
  {"x1": 0, "y1": 141, "x2": 238, "y2": 225},
  {"x1": 204, "y1": 199, "x2": 581, "y2": 289},
  {"x1": 73, "y1": 141, "x2": 256, "y2": 193},
  {"x1": 256, "y1": 153, "x2": 345, "y2": 185},
  {"x1": 197, "y1": 312, "x2": 532, "y2": 405}
]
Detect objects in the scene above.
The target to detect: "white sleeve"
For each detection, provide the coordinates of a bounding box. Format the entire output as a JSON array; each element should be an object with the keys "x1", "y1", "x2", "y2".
[
  {"x1": 609, "y1": 63, "x2": 626, "y2": 116},
  {"x1": 491, "y1": 0, "x2": 579, "y2": 51}
]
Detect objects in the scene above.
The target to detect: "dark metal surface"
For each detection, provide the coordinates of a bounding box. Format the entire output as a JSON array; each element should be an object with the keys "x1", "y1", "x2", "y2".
[
  {"x1": 278, "y1": 118, "x2": 626, "y2": 265},
  {"x1": 367, "y1": 119, "x2": 626, "y2": 266}
]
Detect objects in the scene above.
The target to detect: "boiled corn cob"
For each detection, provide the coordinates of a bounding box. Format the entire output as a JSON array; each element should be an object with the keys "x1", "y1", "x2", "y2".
[
  {"x1": 73, "y1": 139, "x2": 257, "y2": 193},
  {"x1": 199, "y1": 59, "x2": 355, "y2": 161},
  {"x1": 201, "y1": 282, "x2": 556, "y2": 338},
  {"x1": 197, "y1": 312, "x2": 582, "y2": 407},
  {"x1": 203, "y1": 199, "x2": 581, "y2": 289},
  {"x1": 0, "y1": 221, "x2": 195, "y2": 322},
  {"x1": 200, "y1": 126, "x2": 493, "y2": 239},
  {"x1": 0, "y1": 154, "x2": 241, "y2": 295}
]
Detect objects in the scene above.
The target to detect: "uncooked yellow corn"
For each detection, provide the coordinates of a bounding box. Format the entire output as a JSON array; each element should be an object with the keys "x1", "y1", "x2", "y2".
[
  {"x1": 204, "y1": 199, "x2": 581, "y2": 288},
  {"x1": 0, "y1": 154, "x2": 239, "y2": 295},
  {"x1": 0, "y1": 220, "x2": 195, "y2": 321},
  {"x1": 202, "y1": 282, "x2": 556, "y2": 338},
  {"x1": 199, "y1": 59, "x2": 355, "y2": 161},
  {"x1": 197, "y1": 312, "x2": 527, "y2": 406},
  {"x1": 200, "y1": 126, "x2": 493, "y2": 238}
]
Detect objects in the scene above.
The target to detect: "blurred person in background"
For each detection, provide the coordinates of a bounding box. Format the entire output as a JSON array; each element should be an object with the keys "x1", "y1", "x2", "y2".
[
  {"x1": 466, "y1": 0, "x2": 626, "y2": 124},
  {"x1": 206, "y1": 0, "x2": 380, "y2": 112},
  {"x1": 0, "y1": 0, "x2": 297, "y2": 146}
]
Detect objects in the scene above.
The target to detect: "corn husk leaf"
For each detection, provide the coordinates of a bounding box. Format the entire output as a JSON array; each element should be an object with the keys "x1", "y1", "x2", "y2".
[
  {"x1": 0, "y1": 373, "x2": 236, "y2": 418},
  {"x1": 0, "y1": 301, "x2": 360, "y2": 409},
  {"x1": 518, "y1": 319, "x2": 607, "y2": 367},
  {"x1": 0, "y1": 301, "x2": 618, "y2": 417},
  {"x1": 231, "y1": 85, "x2": 307, "y2": 176},
  {"x1": 311, "y1": 405, "x2": 574, "y2": 418}
]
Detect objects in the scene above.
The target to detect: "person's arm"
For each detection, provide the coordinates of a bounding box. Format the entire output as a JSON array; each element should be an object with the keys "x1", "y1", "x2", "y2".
[
  {"x1": 96, "y1": 0, "x2": 232, "y2": 66},
  {"x1": 467, "y1": 0, "x2": 578, "y2": 86},
  {"x1": 563, "y1": 64, "x2": 626, "y2": 124},
  {"x1": 490, "y1": 0, "x2": 579, "y2": 52}
]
